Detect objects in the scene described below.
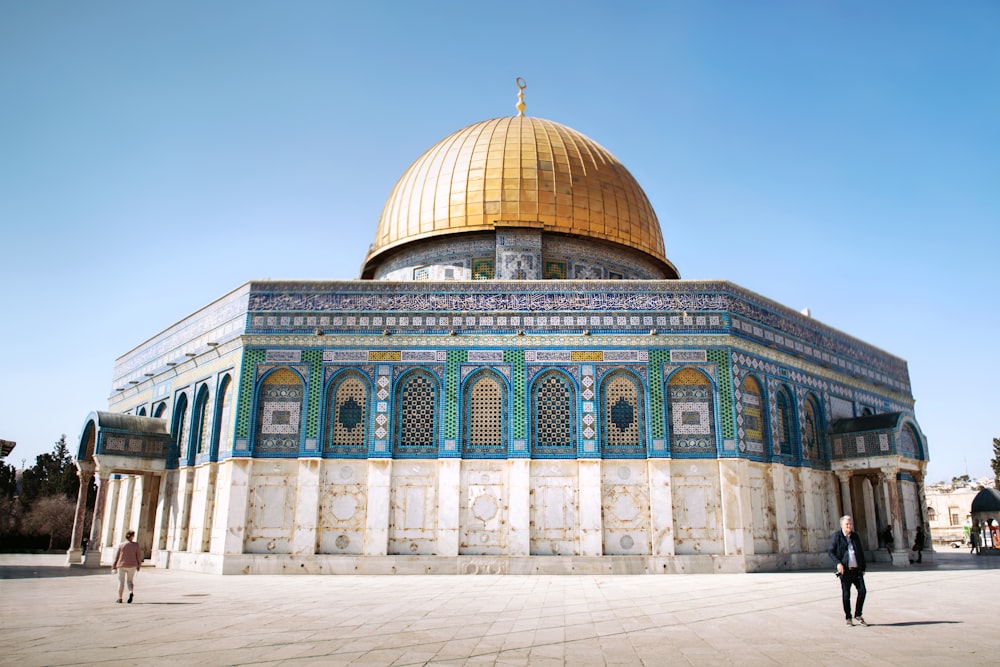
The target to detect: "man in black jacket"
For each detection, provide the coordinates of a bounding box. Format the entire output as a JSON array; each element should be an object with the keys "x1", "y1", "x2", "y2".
[{"x1": 829, "y1": 515, "x2": 868, "y2": 626}]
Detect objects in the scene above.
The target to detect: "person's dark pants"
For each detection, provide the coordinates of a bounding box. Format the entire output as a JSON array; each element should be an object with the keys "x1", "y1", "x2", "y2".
[{"x1": 840, "y1": 569, "x2": 866, "y2": 619}]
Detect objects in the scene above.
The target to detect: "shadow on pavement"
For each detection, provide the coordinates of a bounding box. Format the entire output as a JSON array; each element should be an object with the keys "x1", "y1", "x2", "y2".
[
  {"x1": 871, "y1": 621, "x2": 962, "y2": 627},
  {"x1": 0, "y1": 565, "x2": 112, "y2": 580}
]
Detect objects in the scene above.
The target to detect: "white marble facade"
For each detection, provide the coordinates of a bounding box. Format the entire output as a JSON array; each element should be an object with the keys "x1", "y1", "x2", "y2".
[{"x1": 95, "y1": 456, "x2": 843, "y2": 575}]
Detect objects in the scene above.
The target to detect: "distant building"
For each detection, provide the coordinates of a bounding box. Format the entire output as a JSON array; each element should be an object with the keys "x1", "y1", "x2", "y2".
[
  {"x1": 68, "y1": 84, "x2": 930, "y2": 574},
  {"x1": 924, "y1": 477, "x2": 996, "y2": 544}
]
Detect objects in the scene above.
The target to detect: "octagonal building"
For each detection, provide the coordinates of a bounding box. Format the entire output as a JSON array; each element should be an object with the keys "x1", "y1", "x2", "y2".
[{"x1": 68, "y1": 85, "x2": 931, "y2": 574}]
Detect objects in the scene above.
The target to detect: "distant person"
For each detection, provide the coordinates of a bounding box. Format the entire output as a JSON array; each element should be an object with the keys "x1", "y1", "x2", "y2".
[
  {"x1": 910, "y1": 526, "x2": 925, "y2": 563},
  {"x1": 81, "y1": 536, "x2": 89, "y2": 555},
  {"x1": 111, "y1": 530, "x2": 143, "y2": 604},
  {"x1": 970, "y1": 527, "x2": 980, "y2": 555},
  {"x1": 829, "y1": 515, "x2": 868, "y2": 627},
  {"x1": 881, "y1": 525, "x2": 894, "y2": 559}
]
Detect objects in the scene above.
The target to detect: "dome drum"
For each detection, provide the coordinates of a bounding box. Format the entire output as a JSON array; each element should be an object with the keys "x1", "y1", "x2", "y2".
[{"x1": 362, "y1": 115, "x2": 679, "y2": 281}]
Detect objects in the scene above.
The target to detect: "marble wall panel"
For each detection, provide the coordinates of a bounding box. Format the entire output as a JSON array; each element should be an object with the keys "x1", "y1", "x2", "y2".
[
  {"x1": 601, "y1": 461, "x2": 651, "y2": 555},
  {"x1": 388, "y1": 461, "x2": 439, "y2": 555},
  {"x1": 529, "y1": 460, "x2": 579, "y2": 555},
  {"x1": 781, "y1": 467, "x2": 803, "y2": 553},
  {"x1": 317, "y1": 460, "x2": 369, "y2": 555},
  {"x1": 459, "y1": 461, "x2": 508, "y2": 555},
  {"x1": 244, "y1": 460, "x2": 298, "y2": 554},
  {"x1": 670, "y1": 460, "x2": 723, "y2": 555},
  {"x1": 748, "y1": 463, "x2": 777, "y2": 554}
]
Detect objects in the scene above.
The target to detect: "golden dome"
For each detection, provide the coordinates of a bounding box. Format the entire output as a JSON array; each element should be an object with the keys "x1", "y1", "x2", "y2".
[{"x1": 363, "y1": 114, "x2": 677, "y2": 278}]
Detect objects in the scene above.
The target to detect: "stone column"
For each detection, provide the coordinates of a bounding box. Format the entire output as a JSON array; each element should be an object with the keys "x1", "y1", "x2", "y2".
[
  {"x1": 220, "y1": 459, "x2": 252, "y2": 555},
  {"x1": 66, "y1": 462, "x2": 94, "y2": 564},
  {"x1": 363, "y1": 459, "x2": 392, "y2": 556},
  {"x1": 83, "y1": 470, "x2": 111, "y2": 568},
  {"x1": 648, "y1": 459, "x2": 675, "y2": 556},
  {"x1": 578, "y1": 459, "x2": 603, "y2": 556},
  {"x1": 771, "y1": 465, "x2": 790, "y2": 553},
  {"x1": 508, "y1": 459, "x2": 531, "y2": 556},
  {"x1": 718, "y1": 459, "x2": 748, "y2": 557},
  {"x1": 879, "y1": 468, "x2": 907, "y2": 567},
  {"x1": 436, "y1": 459, "x2": 461, "y2": 557},
  {"x1": 291, "y1": 458, "x2": 320, "y2": 555},
  {"x1": 798, "y1": 468, "x2": 818, "y2": 552},
  {"x1": 836, "y1": 471, "x2": 853, "y2": 518}
]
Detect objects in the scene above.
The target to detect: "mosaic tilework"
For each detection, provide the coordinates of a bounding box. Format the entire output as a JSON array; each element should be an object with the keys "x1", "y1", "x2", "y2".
[
  {"x1": 543, "y1": 260, "x2": 567, "y2": 280},
  {"x1": 445, "y1": 351, "x2": 466, "y2": 442},
  {"x1": 707, "y1": 350, "x2": 733, "y2": 441},
  {"x1": 739, "y1": 375, "x2": 766, "y2": 456},
  {"x1": 647, "y1": 350, "x2": 667, "y2": 442},
  {"x1": 193, "y1": 386, "x2": 211, "y2": 459},
  {"x1": 394, "y1": 372, "x2": 438, "y2": 457},
  {"x1": 801, "y1": 394, "x2": 824, "y2": 463},
  {"x1": 775, "y1": 387, "x2": 794, "y2": 458},
  {"x1": 504, "y1": 350, "x2": 526, "y2": 441},
  {"x1": 172, "y1": 395, "x2": 189, "y2": 465},
  {"x1": 254, "y1": 368, "x2": 303, "y2": 454},
  {"x1": 897, "y1": 423, "x2": 921, "y2": 459},
  {"x1": 236, "y1": 350, "x2": 266, "y2": 439},
  {"x1": 463, "y1": 371, "x2": 507, "y2": 458},
  {"x1": 601, "y1": 372, "x2": 645, "y2": 457},
  {"x1": 472, "y1": 258, "x2": 494, "y2": 280},
  {"x1": 326, "y1": 372, "x2": 368, "y2": 455},
  {"x1": 531, "y1": 371, "x2": 575, "y2": 457},
  {"x1": 215, "y1": 375, "x2": 234, "y2": 457},
  {"x1": 667, "y1": 368, "x2": 716, "y2": 456},
  {"x1": 303, "y1": 350, "x2": 322, "y2": 440}
]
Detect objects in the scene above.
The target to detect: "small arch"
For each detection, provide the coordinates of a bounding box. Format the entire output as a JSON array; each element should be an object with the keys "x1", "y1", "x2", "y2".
[
  {"x1": 170, "y1": 392, "x2": 190, "y2": 467},
  {"x1": 666, "y1": 367, "x2": 716, "y2": 457},
  {"x1": 599, "y1": 368, "x2": 645, "y2": 458},
  {"x1": 740, "y1": 374, "x2": 768, "y2": 458},
  {"x1": 325, "y1": 370, "x2": 371, "y2": 457},
  {"x1": 802, "y1": 392, "x2": 826, "y2": 464},
  {"x1": 774, "y1": 385, "x2": 796, "y2": 460},
  {"x1": 393, "y1": 369, "x2": 440, "y2": 458},
  {"x1": 530, "y1": 369, "x2": 577, "y2": 458},
  {"x1": 462, "y1": 368, "x2": 509, "y2": 459},
  {"x1": 252, "y1": 367, "x2": 305, "y2": 456},
  {"x1": 210, "y1": 374, "x2": 233, "y2": 459},
  {"x1": 189, "y1": 384, "x2": 211, "y2": 464}
]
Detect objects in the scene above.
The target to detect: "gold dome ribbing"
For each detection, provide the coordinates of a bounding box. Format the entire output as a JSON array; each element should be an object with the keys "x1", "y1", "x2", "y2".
[{"x1": 364, "y1": 114, "x2": 671, "y2": 274}]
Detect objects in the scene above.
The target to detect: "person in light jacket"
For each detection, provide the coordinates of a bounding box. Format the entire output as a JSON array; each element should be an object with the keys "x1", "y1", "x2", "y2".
[
  {"x1": 829, "y1": 515, "x2": 868, "y2": 626},
  {"x1": 111, "y1": 530, "x2": 143, "y2": 604}
]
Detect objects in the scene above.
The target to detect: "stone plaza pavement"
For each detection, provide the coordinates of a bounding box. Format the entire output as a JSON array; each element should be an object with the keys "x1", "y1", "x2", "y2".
[{"x1": 1, "y1": 551, "x2": 998, "y2": 666}]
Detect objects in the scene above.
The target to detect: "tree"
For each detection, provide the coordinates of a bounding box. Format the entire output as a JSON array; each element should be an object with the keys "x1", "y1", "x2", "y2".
[
  {"x1": 992, "y1": 437, "x2": 1000, "y2": 489},
  {"x1": 22, "y1": 496, "x2": 75, "y2": 550},
  {"x1": 951, "y1": 474, "x2": 971, "y2": 487},
  {"x1": 19, "y1": 435, "x2": 79, "y2": 505},
  {"x1": 0, "y1": 461, "x2": 17, "y2": 498}
]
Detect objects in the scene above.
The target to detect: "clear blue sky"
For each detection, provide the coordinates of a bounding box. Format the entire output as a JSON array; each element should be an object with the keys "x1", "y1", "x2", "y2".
[{"x1": 1, "y1": 1, "x2": 997, "y2": 483}]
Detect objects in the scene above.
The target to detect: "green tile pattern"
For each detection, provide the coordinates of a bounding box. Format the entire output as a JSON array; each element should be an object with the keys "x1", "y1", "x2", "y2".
[
  {"x1": 303, "y1": 349, "x2": 323, "y2": 439},
  {"x1": 505, "y1": 349, "x2": 526, "y2": 439},
  {"x1": 648, "y1": 350, "x2": 668, "y2": 439},
  {"x1": 236, "y1": 349, "x2": 265, "y2": 439},
  {"x1": 708, "y1": 349, "x2": 734, "y2": 439},
  {"x1": 445, "y1": 350, "x2": 466, "y2": 439}
]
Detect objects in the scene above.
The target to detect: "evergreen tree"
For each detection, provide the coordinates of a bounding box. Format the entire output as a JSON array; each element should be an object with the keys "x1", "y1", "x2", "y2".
[
  {"x1": 19, "y1": 435, "x2": 79, "y2": 505},
  {"x1": 991, "y1": 437, "x2": 1000, "y2": 489},
  {"x1": 0, "y1": 461, "x2": 17, "y2": 498}
]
